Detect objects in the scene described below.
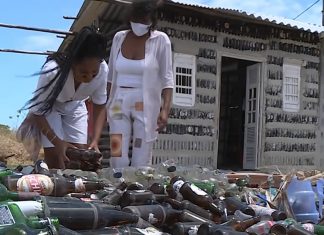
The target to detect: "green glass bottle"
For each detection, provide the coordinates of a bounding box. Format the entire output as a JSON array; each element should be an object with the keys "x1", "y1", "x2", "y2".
[
  {"x1": 0, "y1": 202, "x2": 59, "y2": 232},
  {"x1": 0, "y1": 169, "x2": 14, "y2": 182},
  {"x1": 2, "y1": 223, "x2": 59, "y2": 235},
  {"x1": 302, "y1": 223, "x2": 324, "y2": 235},
  {"x1": 0, "y1": 183, "x2": 39, "y2": 201},
  {"x1": 192, "y1": 181, "x2": 215, "y2": 195}
]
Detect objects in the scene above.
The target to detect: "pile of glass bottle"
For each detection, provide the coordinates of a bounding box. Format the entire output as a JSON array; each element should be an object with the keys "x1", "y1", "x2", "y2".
[{"x1": 0, "y1": 158, "x2": 324, "y2": 235}]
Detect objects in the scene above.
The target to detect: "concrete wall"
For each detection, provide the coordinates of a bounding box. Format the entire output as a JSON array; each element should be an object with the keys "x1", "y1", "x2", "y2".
[{"x1": 155, "y1": 19, "x2": 320, "y2": 170}]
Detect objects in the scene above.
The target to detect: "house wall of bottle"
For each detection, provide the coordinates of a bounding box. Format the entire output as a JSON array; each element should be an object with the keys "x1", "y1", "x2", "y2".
[{"x1": 152, "y1": 10, "x2": 321, "y2": 169}]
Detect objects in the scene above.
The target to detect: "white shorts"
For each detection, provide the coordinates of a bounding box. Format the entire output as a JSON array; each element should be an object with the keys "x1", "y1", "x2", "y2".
[{"x1": 41, "y1": 101, "x2": 88, "y2": 148}]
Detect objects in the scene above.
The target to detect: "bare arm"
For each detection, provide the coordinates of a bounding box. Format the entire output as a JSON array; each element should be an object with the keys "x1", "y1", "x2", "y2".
[
  {"x1": 107, "y1": 82, "x2": 111, "y2": 99},
  {"x1": 29, "y1": 113, "x2": 72, "y2": 168},
  {"x1": 89, "y1": 103, "x2": 106, "y2": 152},
  {"x1": 157, "y1": 88, "x2": 173, "y2": 131},
  {"x1": 161, "y1": 88, "x2": 173, "y2": 114}
]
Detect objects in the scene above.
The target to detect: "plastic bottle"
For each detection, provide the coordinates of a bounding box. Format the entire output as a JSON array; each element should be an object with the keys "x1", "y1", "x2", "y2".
[{"x1": 286, "y1": 176, "x2": 319, "y2": 223}]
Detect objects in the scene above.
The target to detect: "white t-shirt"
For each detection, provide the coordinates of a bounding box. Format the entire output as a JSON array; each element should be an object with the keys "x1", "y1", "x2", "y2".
[{"x1": 30, "y1": 60, "x2": 108, "y2": 115}]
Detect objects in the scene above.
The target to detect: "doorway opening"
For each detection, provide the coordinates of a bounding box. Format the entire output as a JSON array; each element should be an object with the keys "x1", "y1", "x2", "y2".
[{"x1": 217, "y1": 57, "x2": 259, "y2": 170}]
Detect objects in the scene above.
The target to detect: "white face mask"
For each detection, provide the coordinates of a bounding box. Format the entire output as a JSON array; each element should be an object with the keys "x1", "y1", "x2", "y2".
[{"x1": 130, "y1": 21, "x2": 152, "y2": 37}]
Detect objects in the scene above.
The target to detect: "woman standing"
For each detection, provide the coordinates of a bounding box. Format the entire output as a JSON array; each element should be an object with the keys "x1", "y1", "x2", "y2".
[
  {"x1": 24, "y1": 26, "x2": 108, "y2": 169},
  {"x1": 107, "y1": 0, "x2": 174, "y2": 167}
]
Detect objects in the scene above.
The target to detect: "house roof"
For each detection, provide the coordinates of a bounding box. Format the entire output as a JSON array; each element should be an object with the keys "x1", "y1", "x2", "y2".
[
  {"x1": 59, "y1": 0, "x2": 322, "y2": 52},
  {"x1": 172, "y1": 0, "x2": 324, "y2": 33}
]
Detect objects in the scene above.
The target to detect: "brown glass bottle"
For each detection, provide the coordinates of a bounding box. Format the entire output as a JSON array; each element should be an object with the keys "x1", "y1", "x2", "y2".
[
  {"x1": 166, "y1": 198, "x2": 214, "y2": 221},
  {"x1": 3, "y1": 174, "x2": 105, "y2": 196},
  {"x1": 3, "y1": 174, "x2": 55, "y2": 196},
  {"x1": 224, "y1": 197, "x2": 255, "y2": 216},
  {"x1": 126, "y1": 182, "x2": 145, "y2": 191},
  {"x1": 120, "y1": 190, "x2": 168, "y2": 208},
  {"x1": 34, "y1": 160, "x2": 51, "y2": 175},
  {"x1": 250, "y1": 204, "x2": 287, "y2": 221},
  {"x1": 103, "y1": 181, "x2": 128, "y2": 205},
  {"x1": 42, "y1": 196, "x2": 139, "y2": 230},
  {"x1": 197, "y1": 223, "x2": 234, "y2": 235},
  {"x1": 66, "y1": 147, "x2": 102, "y2": 161},
  {"x1": 287, "y1": 224, "x2": 314, "y2": 235},
  {"x1": 271, "y1": 223, "x2": 316, "y2": 235},
  {"x1": 179, "y1": 209, "x2": 215, "y2": 224},
  {"x1": 149, "y1": 183, "x2": 166, "y2": 195},
  {"x1": 170, "y1": 176, "x2": 224, "y2": 216},
  {"x1": 76, "y1": 226, "x2": 169, "y2": 235},
  {"x1": 211, "y1": 230, "x2": 249, "y2": 235},
  {"x1": 122, "y1": 204, "x2": 182, "y2": 227},
  {"x1": 51, "y1": 174, "x2": 105, "y2": 196},
  {"x1": 166, "y1": 184, "x2": 183, "y2": 200},
  {"x1": 169, "y1": 222, "x2": 204, "y2": 235},
  {"x1": 227, "y1": 216, "x2": 261, "y2": 232},
  {"x1": 270, "y1": 223, "x2": 288, "y2": 235}
]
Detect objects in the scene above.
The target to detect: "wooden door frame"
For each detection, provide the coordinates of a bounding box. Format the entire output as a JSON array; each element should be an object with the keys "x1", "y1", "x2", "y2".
[{"x1": 215, "y1": 51, "x2": 266, "y2": 169}]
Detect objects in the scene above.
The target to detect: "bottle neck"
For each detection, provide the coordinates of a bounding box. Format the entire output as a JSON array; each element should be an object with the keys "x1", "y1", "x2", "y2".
[
  {"x1": 208, "y1": 202, "x2": 224, "y2": 216},
  {"x1": 235, "y1": 217, "x2": 261, "y2": 232},
  {"x1": 0, "y1": 169, "x2": 13, "y2": 178},
  {"x1": 27, "y1": 217, "x2": 59, "y2": 230},
  {"x1": 81, "y1": 180, "x2": 105, "y2": 191}
]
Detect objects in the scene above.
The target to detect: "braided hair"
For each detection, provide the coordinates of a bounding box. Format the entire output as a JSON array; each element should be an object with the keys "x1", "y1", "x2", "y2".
[{"x1": 24, "y1": 26, "x2": 107, "y2": 114}]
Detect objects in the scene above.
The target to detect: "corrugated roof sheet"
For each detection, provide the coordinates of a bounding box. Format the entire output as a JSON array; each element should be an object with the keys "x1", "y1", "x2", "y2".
[{"x1": 172, "y1": 0, "x2": 324, "y2": 32}]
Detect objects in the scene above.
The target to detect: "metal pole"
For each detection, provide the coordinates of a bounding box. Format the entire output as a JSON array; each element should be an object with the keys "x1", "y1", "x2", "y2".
[
  {"x1": 322, "y1": 0, "x2": 324, "y2": 26},
  {"x1": 0, "y1": 22, "x2": 74, "y2": 35},
  {"x1": 0, "y1": 49, "x2": 52, "y2": 55},
  {"x1": 319, "y1": 0, "x2": 324, "y2": 165},
  {"x1": 63, "y1": 16, "x2": 78, "y2": 20}
]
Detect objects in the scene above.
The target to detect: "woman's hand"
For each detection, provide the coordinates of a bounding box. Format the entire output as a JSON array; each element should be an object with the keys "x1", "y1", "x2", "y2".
[
  {"x1": 54, "y1": 139, "x2": 75, "y2": 169},
  {"x1": 157, "y1": 109, "x2": 169, "y2": 131},
  {"x1": 88, "y1": 140, "x2": 100, "y2": 153}
]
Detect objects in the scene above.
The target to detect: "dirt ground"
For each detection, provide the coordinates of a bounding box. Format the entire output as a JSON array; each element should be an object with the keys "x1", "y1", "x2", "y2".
[{"x1": 0, "y1": 125, "x2": 33, "y2": 167}]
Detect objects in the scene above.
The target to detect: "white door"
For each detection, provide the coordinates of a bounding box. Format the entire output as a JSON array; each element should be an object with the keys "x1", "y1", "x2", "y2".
[{"x1": 243, "y1": 63, "x2": 261, "y2": 169}]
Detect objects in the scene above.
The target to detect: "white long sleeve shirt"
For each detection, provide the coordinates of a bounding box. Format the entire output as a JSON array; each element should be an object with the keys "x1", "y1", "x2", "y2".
[
  {"x1": 30, "y1": 60, "x2": 108, "y2": 115},
  {"x1": 107, "y1": 30, "x2": 174, "y2": 142}
]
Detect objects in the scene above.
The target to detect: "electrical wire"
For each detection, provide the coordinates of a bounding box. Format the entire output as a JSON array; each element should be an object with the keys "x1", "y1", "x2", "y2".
[{"x1": 293, "y1": 0, "x2": 320, "y2": 20}]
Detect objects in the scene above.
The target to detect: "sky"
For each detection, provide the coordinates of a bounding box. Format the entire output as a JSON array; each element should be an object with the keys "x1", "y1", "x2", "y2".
[{"x1": 0, "y1": 0, "x2": 323, "y2": 129}]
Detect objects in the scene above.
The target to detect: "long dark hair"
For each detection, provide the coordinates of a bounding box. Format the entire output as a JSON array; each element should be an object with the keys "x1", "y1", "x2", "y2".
[
  {"x1": 127, "y1": 0, "x2": 164, "y2": 30},
  {"x1": 24, "y1": 26, "x2": 107, "y2": 114}
]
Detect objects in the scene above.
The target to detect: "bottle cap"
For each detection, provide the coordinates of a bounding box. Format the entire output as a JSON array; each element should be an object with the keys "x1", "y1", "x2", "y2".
[
  {"x1": 113, "y1": 172, "x2": 122, "y2": 179},
  {"x1": 167, "y1": 165, "x2": 176, "y2": 172}
]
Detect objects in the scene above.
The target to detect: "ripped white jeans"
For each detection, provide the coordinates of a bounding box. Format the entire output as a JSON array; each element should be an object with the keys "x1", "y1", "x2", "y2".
[{"x1": 107, "y1": 87, "x2": 153, "y2": 168}]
